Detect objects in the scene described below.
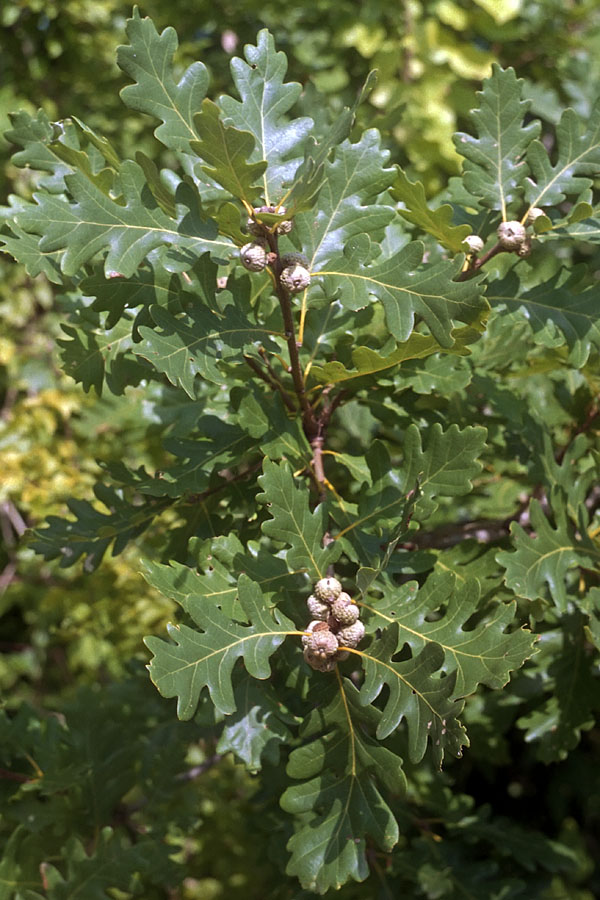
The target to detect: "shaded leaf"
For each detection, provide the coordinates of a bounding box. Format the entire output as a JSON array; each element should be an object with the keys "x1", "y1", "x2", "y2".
[
  {"x1": 29, "y1": 484, "x2": 169, "y2": 572},
  {"x1": 488, "y1": 268, "x2": 600, "y2": 368},
  {"x1": 281, "y1": 678, "x2": 405, "y2": 894},
  {"x1": 216, "y1": 680, "x2": 293, "y2": 772},
  {"x1": 136, "y1": 301, "x2": 282, "y2": 396}
]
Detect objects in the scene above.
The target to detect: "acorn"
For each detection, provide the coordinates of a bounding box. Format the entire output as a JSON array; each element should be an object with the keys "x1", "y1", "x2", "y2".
[
  {"x1": 280, "y1": 264, "x2": 310, "y2": 294},
  {"x1": 527, "y1": 207, "x2": 546, "y2": 225},
  {"x1": 496, "y1": 220, "x2": 527, "y2": 250},
  {"x1": 306, "y1": 594, "x2": 330, "y2": 621},
  {"x1": 462, "y1": 234, "x2": 484, "y2": 255},
  {"x1": 337, "y1": 620, "x2": 365, "y2": 649},
  {"x1": 314, "y1": 577, "x2": 342, "y2": 603},
  {"x1": 331, "y1": 596, "x2": 360, "y2": 626},
  {"x1": 306, "y1": 628, "x2": 339, "y2": 660},
  {"x1": 240, "y1": 240, "x2": 267, "y2": 271}
]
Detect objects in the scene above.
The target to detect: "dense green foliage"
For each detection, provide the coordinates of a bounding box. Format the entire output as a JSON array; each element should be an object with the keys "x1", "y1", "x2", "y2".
[{"x1": 2, "y1": 3, "x2": 600, "y2": 898}]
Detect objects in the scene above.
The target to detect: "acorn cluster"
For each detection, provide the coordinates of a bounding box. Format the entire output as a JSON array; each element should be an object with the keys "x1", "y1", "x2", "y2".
[
  {"x1": 239, "y1": 205, "x2": 311, "y2": 294},
  {"x1": 462, "y1": 208, "x2": 547, "y2": 262},
  {"x1": 302, "y1": 577, "x2": 365, "y2": 672}
]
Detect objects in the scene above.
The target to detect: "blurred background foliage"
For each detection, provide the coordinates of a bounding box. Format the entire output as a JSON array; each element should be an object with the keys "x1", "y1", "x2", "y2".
[{"x1": 1, "y1": 1, "x2": 600, "y2": 896}]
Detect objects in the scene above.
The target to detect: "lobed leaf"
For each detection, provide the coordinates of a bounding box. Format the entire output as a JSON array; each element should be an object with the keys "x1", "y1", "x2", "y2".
[
  {"x1": 525, "y1": 97, "x2": 600, "y2": 210},
  {"x1": 144, "y1": 574, "x2": 296, "y2": 719},
  {"x1": 135, "y1": 301, "x2": 282, "y2": 396},
  {"x1": 497, "y1": 499, "x2": 600, "y2": 611},
  {"x1": 355, "y1": 628, "x2": 466, "y2": 764},
  {"x1": 294, "y1": 130, "x2": 396, "y2": 271},
  {"x1": 117, "y1": 8, "x2": 208, "y2": 157},
  {"x1": 29, "y1": 484, "x2": 170, "y2": 572},
  {"x1": 391, "y1": 169, "x2": 471, "y2": 252},
  {"x1": 257, "y1": 459, "x2": 342, "y2": 578},
  {"x1": 15, "y1": 162, "x2": 232, "y2": 278},
  {"x1": 317, "y1": 236, "x2": 487, "y2": 347},
  {"x1": 488, "y1": 268, "x2": 600, "y2": 368},
  {"x1": 453, "y1": 64, "x2": 540, "y2": 215},
  {"x1": 219, "y1": 30, "x2": 312, "y2": 203},
  {"x1": 360, "y1": 572, "x2": 536, "y2": 698},
  {"x1": 191, "y1": 99, "x2": 267, "y2": 202},
  {"x1": 281, "y1": 677, "x2": 405, "y2": 894}
]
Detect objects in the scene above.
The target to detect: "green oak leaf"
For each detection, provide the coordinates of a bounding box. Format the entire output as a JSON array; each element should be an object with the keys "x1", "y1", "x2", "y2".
[
  {"x1": 257, "y1": 459, "x2": 342, "y2": 578},
  {"x1": 0, "y1": 222, "x2": 63, "y2": 283},
  {"x1": 216, "y1": 680, "x2": 293, "y2": 772},
  {"x1": 107, "y1": 416, "x2": 258, "y2": 500},
  {"x1": 357, "y1": 626, "x2": 466, "y2": 764},
  {"x1": 525, "y1": 97, "x2": 600, "y2": 209},
  {"x1": 488, "y1": 268, "x2": 600, "y2": 368},
  {"x1": 144, "y1": 573, "x2": 296, "y2": 719},
  {"x1": 317, "y1": 236, "x2": 487, "y2": 346},
  {"x1": 360, "y1": 571, "x2": 536, "y2": 698},
  {"x1": 136, "y1": 300, "x2": 282, "y2": 396},
  {"x1": 294, "y1": 130, "x2": 396, "y2": 272},
  {"x1": 57, "y1": 311, "x2": 147, "y2": 396},
  {"x1": 453, "y1": 64, "x2": 540, "y2": 215},
  {"x1": 219, "y1": 30, "x2": 312, "y2": 203},
  {"x1": 15, "y1": 161, "x2": 231, "y2": 278},
  {"x1": 117, "y1": 8, "x2": 208, "y2": 157},
  {"x1": 281, "y1": 678, "x2": 405, "y2": 894},
  {"x1": 29, "y1": 484, "x2": 170, "y2": 572},
  {"x1": 391, "y1": 169, "x2": 471, "y2": 252},
  {"x1": 497, "y1": 499, "x2": 600, "y2": 611},
  {"x1": 191, "y1": 99, "x2": 267, "y2": 202},
  {"x1": 332, "y1": 425, "x2": 487, "y2": 547},
  {"x1": 309, "y1": 324, "x2": 480, "y2": 387},
  {"x1": 517, "y1": 613, "x2": 598, "y2": 762},
  {"x1": 38, "y1": 828, "x2": 174, "y2": 899},
  {"x1": 5, "y1": 108, "x2": 73, "y2": 191}
]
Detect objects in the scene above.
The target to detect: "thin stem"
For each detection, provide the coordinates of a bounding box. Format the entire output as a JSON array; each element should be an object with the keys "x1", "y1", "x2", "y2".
[
  {"x1": 456, "y1": 241, "x2": 509, "y2": 281},
  {"x1": 244, "y1": 354, "x2": 295, "y2": 412},
  {"x1": 264, "y1": 229, "x2": 318, "y2": 437}
]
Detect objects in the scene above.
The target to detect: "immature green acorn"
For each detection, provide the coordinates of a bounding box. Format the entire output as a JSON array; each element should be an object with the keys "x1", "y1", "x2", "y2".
[
  {"x1": 280, "y1": 251, "x2": 310, "y2": 269},
  {"x1": 462, "y1": 234, "x2": 484, "y2": 254},
  {"x1": 497, "y1": 220, "x2": 527, "y2": 250},
  {"x1": 240, "y1": 240, "x2": 267, "y2": 271},
  {"x1": 280, "y1": 264, "x2": 311, "y2": 294}
]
